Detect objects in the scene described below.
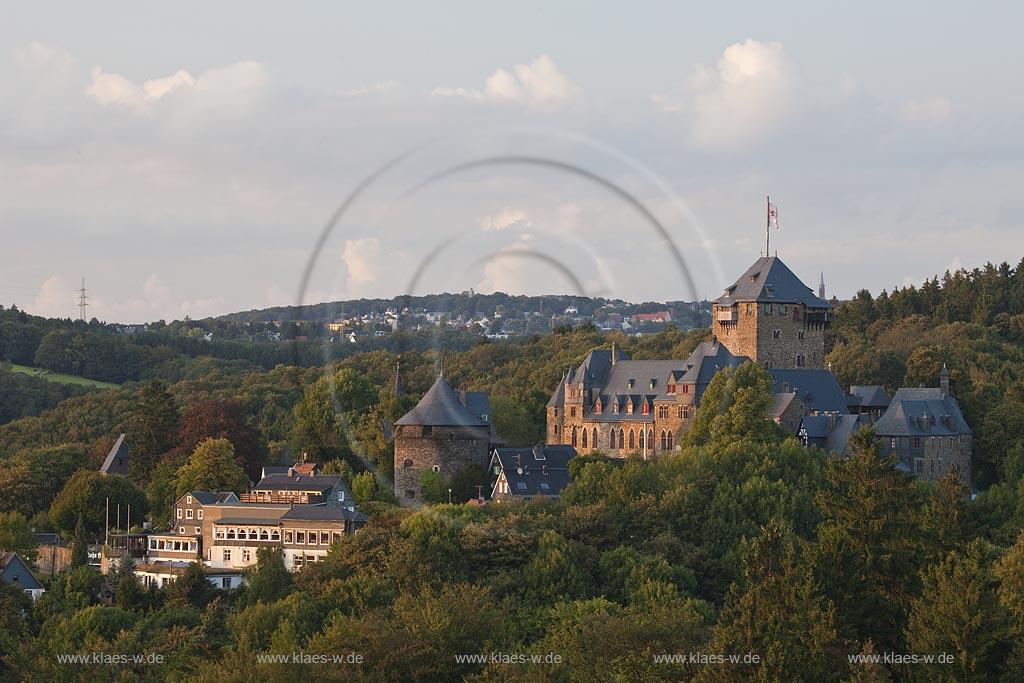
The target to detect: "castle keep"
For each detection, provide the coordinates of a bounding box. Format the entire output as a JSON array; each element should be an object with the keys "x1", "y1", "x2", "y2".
[
  {"x1": 393, "y1": 374, "x2": 499, "y2": 506},
  {"x1": 712, "y1": 256, "x2": 833, "y2": 370}
]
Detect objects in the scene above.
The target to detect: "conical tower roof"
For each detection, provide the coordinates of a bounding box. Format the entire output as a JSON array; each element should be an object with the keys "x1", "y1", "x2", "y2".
[{"x1": 395, "y1": 374, "x2": 487, "y2": 427}]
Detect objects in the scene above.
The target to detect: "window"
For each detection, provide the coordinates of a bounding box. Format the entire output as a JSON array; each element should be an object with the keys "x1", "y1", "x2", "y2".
[
  {"x1": 333, "y1": 532, "x2": 343, "y2": 543},
  {"x1": 285, "y1": 530, "x2": 293, "y2": 543},
  {"x1": 658, "y1": 405, "x2": 669, "y2": 419},
  {"x1": 422, "y1": 426, "x2": 432, "y2": 436},
  {"x1": 629, "y1": 429, "x2": 636, "y2": 450},
  {"x1": 798, "y1": 330, "x2": 805, "y2": 340},
  {"x1": 913, "y1": 437, "x2": 922, "y2": 449},
  {"x1": 406, "y1": 490, "x2": 415, "y2": 499},
  {"x1": 403, "y1": 459, "x2": 413, "y2": 468},
  {"x1": 681, "y1": 385, "x2": 690, "y2": 394},
  {"x1": 890, "y1": 438, "x2": 897, "y2": 449},
  {"x1": 642, "y1": 402, "x2": 649, "y2": 415},
  {"x1": 779, "y1": 304, "x2": 787, "y2": 315},
  {"x1": 592, "y1": 428, "x2": 597, "y2": 446},
  {"x1": 571, "y1": 426, "x2": 578, "y2": 447},
  {"x1": 223, "y1": 549, "x2": 231, "y2": 562},
  {"x1": 595, "y1": 401, "x2": 602, "y2": 414},
  {"x1": 186, "y1": 495, "x2": 192, "y2": 505},
  {"x1": 667, "y1": 430, "x2": 674, "y2": 450},
  {"x1": 222, "y1": 577, "x2": 232, "y2": 589},
  {"x1": 764, "y1": 304, "x2": 772, "y2": 315},
  {"x1": 677, "y1": 406, "x2": 684, "y2": 419},
  {"x1": 242, "y1": 549, "x2": 251, "y2": 563},
  {"x1": 772, "y1": 329, "x2": 781, "y2": 340},
  {"x1": 309, "y1": 533, "x2": 318, "y2": 545},
  {"x1": 570, "y1": 407, "x2": 576, "y2": 418},
  {"x1": 294, "y1": 555, "x2": 304, "y2": 568},
  {"x1": 746, "y1": 303, "x2": 753, "y2": 316},
  {"x1": 626, "y1": 402, "x2": 633, "y2": 414},
  {"x1": 796, "y1": 354, "x2": 806, "y2": 368},
  {"x1": 177, "y1": 508, "x2": 183, "y2": 520},
  {"x1": 179, "y1": 526, "x2": 185, "y2": 534},
  {"x1": 613, "y1": 402, "x2": 619, "y2": 414},
  {"x1": 296, "y1": 531, "x2": 306, "y2": 544},
  {"x1": 197, "y1": 509, "x2": 203, "y2": 520},
  {"x1": 186, "y1": 509, "x2": 193, "y2": 519},
  {"x1": 582, "y1": 429, "x2": 588, "y2": 448},
  {"x1": 667, "y1": 384, "x2": 676, "y2": 395},
  {"x1": 639, "y1": 430, "x2": 646, "y2": 451},
  {"x1": 321, "y1": 532, "x2": 330, "y2": 544},
  {"x1": 432, "y1": 464, "x2": 441, "y2": 473},
  {"x1": 540, "y1": 482, "x2": 550, "y2": 491},
  {"x1": 683, "y1": 405, "x2": 690, "y2": 418},
  {"x1": 195, "y1": 526, "x2": 201, "y2": 534},
  {"x1": 610, "y1": 430, "x2": 617, "y2": 449},
  {"x1": 554, "y1": 425, "x2": 559, "y2": 435},
  {"x1": 517, "y1": 482, "x2": 528, "y2": 490}
]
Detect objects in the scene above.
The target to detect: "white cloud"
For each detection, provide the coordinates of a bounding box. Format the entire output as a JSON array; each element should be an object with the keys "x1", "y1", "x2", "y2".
[
  {"x1": 84, "y1": 60, "x2": 266, "y2": 113},
  {"x1": 31, "y1": 275, "x2": 77, "y2": 319},
  {"x1": 659, "y1": 39, "x2": 798, "y2": 152},
  {"x1": 340, "y1": 238, "x2": 381, "y2": 289},
  {"x1": 479, "y1": 208, "x2": 530, "y2": 231},
  {"x1": 898, "y1": 97, "x2": 952, "y2": 125},
  {"x1": 433, "y1": 55, "x2": 581, "y2": 106}
]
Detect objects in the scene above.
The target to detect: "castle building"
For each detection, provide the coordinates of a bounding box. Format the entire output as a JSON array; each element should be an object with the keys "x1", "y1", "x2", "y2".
[
  {"x1": 874, "y1": 365, "x2": 972, "y2": 483},
  {"x1": 547, "y1": 255, "x2": 849, "y2": 454},
  {"x1": 712, "y1": 256, "x2": 833, "y2": 369},
  {"x1": 393, "y1": 374, "x2": 499, "y2": 506}
]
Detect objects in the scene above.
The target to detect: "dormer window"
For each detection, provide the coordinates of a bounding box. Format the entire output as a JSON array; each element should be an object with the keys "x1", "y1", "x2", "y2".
[
  {"x1": 649, "y1": 379, "x2": 656, "y2": 389},
  {"x1": 765, "y1": 286, "x2": 775, "y2": 297},
  {"x1": 681, "y1": 385, "x2": 690, "y2": 394},
  {"x1": 628, "y1": 379, "x2": 634, "y2": 389},
  {"x1": 627, "y1": 402, "x2": 634, "y2": 414},
  {"x1": 642, "y1": 402, "x2": 650, "y2": 415},
  {"x1": 667, "y1": 384, "x2": 676, "y2": 395},
  {"x1": 595, "y1": 400, "x2": 602, "y2": 414},
  {"x1": 613, "y1": 402, "x2": 619, "y2": 414}
]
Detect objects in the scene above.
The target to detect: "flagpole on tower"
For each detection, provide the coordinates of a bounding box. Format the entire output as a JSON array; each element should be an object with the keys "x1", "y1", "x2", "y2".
[{"x1": 766, "y1": 195, "x2": 771, "y2": 257}]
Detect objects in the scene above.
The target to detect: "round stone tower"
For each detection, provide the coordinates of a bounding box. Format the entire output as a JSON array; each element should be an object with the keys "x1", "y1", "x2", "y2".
[{"x1": 393, "y1": 374, "x2": 493, "y2": 506}]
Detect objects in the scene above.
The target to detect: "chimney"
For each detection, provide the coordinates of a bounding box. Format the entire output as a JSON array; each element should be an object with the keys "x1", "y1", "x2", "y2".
[
  {"x1": 940, "y1": 364, "x2": 950, "y2": 397},
  {"x1": 287, "y1": 468, "x2": 294, "y2": 477}
]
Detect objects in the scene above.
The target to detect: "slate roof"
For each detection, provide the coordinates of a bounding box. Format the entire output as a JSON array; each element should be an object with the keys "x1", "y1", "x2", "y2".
[
  {"x1": 847, "y1": 385, "x2": 892, "y2": 409},
  {"x1": 714, "y1": 256, "x2": 833, "y2": 308},
  {"x1": 801, "y1": 414, "x2": 866, "y2": 456},
  {"x1": 395, "y1": 375, "x2": 489, "y2": 427},
  {"x1": 281, "y1": 506, "x2": 368, "y2": 522},
  {"x1": 252, "y1": 473, "x2": 344, "y2": 494},
  {"x1": 874, "y1": 388, "x2": 972, "y2": 437},
  {"x1": 769, "y1": 369, "x2": 849, "y2": 415},
  {"x1": 679, "y1": 342, "x2": 749, "y2": 398},
  {"x1": 767, "y1": 392, "x2": 800, "y2": 420},
  {"x1": 0, "y1": 552, "x2": 44, "y2": 591},
  {"x1": 491, "y1": 445, "x2": 576, "y2": 499},
  {"x1": 99, "y1": 433, "x2": 129, "y2": 475},
  {"x1": 188, "y1": 491, "x2": 240, "y2": 505}
]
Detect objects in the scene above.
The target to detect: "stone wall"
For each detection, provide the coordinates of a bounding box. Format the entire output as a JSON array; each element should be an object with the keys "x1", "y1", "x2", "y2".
[
  {"x1": 394, "y1": 424, "x2": 491, "y2": 506},
  {"x1": 714, "y1": 303, "x2": 827, "y2": 370}
]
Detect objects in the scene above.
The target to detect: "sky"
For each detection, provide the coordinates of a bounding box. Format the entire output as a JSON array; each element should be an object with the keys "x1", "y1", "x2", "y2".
[{"x1": 3, "y1": 2, "x2": 1024, "y2": 323}]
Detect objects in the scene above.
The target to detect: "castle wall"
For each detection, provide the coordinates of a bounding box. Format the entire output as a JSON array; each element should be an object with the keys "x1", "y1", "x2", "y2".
[
  {"x1": 394, "y1": 424, "x2": 491, "y2": 506},
  {"x1": 714, "y1": 303, "x2": 827, "y2": 370}
]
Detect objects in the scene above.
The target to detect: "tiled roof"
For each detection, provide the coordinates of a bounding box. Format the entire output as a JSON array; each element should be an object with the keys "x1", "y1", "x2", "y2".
[{"x1": 714, "y1": 256, "x2": 833, "y2": 308}]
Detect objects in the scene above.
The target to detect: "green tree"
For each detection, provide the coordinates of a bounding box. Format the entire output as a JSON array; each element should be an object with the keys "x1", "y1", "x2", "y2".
[
  {"x1": 128, "y1": 379, "x2": 180, "y2": 482},
  {"x1": 70, "y1": 514, "x2": 89, "y2": 568},
  {"x1": 905, "y1": 541, "x2": 1011, "y2": 682},
  {"x1": 685, "y1": 361, "x2": 781, "y2": 447},
  {"x1": 244, "y1": 547, "x2": 292, "y2": 604},
  {"x1": 350, "y1": 471, "x2": 378, "y2": 506},
  {"x1": 419, "y1": 469, "x2": 449, "y2": 504},
  {"x1": 0, "y1": 511, "x2": 35, "y2": 560},
  {"x1": 808, "y1": 426, "x2": 926, "y2": 649},
  {"x1": 165, "y1": 562, "x2": 214, "y2": 606},
  {"x1": 49, "y1": 470, "x2": 149, "y2": 537},
  {"x1": 173, "y1": 438, "x2": 248, "y2": 499}
]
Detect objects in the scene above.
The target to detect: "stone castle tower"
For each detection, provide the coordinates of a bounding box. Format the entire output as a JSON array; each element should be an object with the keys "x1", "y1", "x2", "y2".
[
  {"x1": 393, "y1": 374, "x2": 496, "y2": 507},
  {"x1": 711, "y1": 256, "x2": 833, "y2": 370}
]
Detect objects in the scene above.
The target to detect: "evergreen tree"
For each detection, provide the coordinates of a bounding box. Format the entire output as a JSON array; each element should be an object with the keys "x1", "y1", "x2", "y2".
[
  {"x1": 70, "y1": 514, "x2": 88, "y2": 568},
  {"x1": 808, "y1": 426, "x2": 926, "y2": 649},
  {"x1": 128, "y1": 379, "x2": 180, "y2": 482},
  {"x1": 905, "y1": 541, "x2": 1011, "y2": 682}
]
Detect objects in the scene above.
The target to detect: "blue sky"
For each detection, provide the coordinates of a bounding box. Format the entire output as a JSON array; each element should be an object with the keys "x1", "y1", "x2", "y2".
[{"x1": 3, "y1": 2, "x2": 1023, "y2": 321}]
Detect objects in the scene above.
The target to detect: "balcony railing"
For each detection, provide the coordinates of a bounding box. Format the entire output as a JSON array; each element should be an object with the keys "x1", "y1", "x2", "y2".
[
  {"x1": 240, "y1": 492, "x2": 322, "y2": 504},
  {"x1": 715, "y1": 309, "x2": 738, "y2": 322}
]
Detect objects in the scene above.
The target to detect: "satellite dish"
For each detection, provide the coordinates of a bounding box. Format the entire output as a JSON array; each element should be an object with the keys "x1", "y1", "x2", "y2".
[{"x1": 516, "y1": 467, "x2": 523, "y2": 475}]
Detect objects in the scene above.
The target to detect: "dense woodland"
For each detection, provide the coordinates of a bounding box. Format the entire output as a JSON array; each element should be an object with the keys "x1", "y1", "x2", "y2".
[{"x1": 4, "y1": 261, "x2": 1024, "y2": 681}]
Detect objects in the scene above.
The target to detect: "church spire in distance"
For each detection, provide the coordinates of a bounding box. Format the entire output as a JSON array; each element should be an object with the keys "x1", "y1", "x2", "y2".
[{"x1": 819, "y1": 271, "x2": 826, "y2": 299}]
